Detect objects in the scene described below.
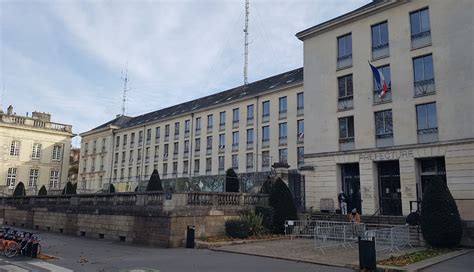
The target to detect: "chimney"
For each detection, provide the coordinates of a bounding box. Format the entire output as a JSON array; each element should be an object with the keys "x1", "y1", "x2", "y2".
[{"x1": 7, "y1": 105, "x2": 13, "y2": 115}]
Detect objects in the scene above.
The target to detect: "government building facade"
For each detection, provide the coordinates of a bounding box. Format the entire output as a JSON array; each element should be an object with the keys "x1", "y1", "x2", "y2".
[
  {"x1": 0, "y1": 106, "x2": 73, "y2": 195},
  {"x1": 297, "y1": 0, "x2": 473, "y2": 219},
  {"x1": 79, "y1": 69, "x2": 304, "y2": 192}
]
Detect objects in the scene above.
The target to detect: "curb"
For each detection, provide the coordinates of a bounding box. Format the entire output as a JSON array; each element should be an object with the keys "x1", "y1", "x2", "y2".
[
  {"x1": 195, "y1": 236, "x2": 289, "y2": 249},
  {"x1": 210, "y1": 247, "x2": 348, "y2": 269}
]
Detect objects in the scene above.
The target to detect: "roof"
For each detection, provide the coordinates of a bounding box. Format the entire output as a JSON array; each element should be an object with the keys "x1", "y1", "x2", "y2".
[
  {"x1": 87, "y1": 67, "x2": 303, "y2": 133},
  {"x1": 296, "y1": 0, "x2": 390, "y2": 40}
]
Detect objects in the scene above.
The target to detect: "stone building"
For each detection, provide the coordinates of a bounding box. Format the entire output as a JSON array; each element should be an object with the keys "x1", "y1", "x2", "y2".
[
  {"x1": 0, "y1": 105, "x2": 73, "y2": 195},
  {"x1": 79, "y1": 69, "x2": 304, "y2": 192},
  {"x1": 297, "y1": 0, "x2": 474, "y2": 219}
]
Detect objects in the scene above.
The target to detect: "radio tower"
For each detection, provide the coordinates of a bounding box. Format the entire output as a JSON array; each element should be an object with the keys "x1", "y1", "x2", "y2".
[
  {"x1": 243, "y1": 0, "x2": 250, "y2": 86},
  {"x1": 120, "y1": 68, "x2": 129, "y2": 116}
]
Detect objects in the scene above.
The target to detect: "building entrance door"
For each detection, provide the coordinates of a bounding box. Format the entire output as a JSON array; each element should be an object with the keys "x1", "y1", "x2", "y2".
[
  {"x1": 341, "y1": 163, "x2": 361, "y2": 214},
  {"x1": 378, "y1": 161, "x2": 402, "y2": 216}
]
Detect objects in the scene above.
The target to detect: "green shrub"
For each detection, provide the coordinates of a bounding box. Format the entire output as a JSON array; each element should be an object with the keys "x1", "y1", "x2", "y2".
[
  {"x1": 225, "y1": 219, "x2": 250, "y2": 238},
  {"x1": 108, "y1": 184, "x2": 115, "y2": 193},
  {"x1": 269, "y1": 178, "x2": 297, "y2": 234},
  {"x1": 255, "y1": 206, "x2": 274, "y2": 232},
  {"x1": 62, "y1": 181, "x2": 76, "y2": 195},
  {"x1": 241, "y1": 212, "x2": 265, "y2": 236},
  {"x1": 421, "y1": 176, "x2": 462, "y2": 247},
  {"x1": 13, "y1": 182, "x2": 26, "y2": 196},
  {"x1": 38, "y1": 185, "x2": 47, "y2": 196},
  {"x1": 225, "y1": 168, "x2": 239, "y2": 192},
  {"x1": 146, "y1": 169, "x2": 163, "y2": 191},
  {"x1": 259, "y1": 176, "x2": 273, "y2": 194}
]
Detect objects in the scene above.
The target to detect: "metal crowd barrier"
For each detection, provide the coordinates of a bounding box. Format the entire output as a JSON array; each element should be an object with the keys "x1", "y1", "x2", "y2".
[
  {"x1": 365, "y1": 225, "x2": 412, "y2": 253},
  {"x1": 284, "y1": 220, "x2": 364, "y2": 239},
  {"x1": 313, "y1": 223, "x2": 366, "y2": 254}
]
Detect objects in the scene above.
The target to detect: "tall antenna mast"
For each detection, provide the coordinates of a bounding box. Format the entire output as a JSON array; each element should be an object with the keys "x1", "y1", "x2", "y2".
[
  {"x1": 243, "y1": 0, "x2": 250, "y2": 86},
  {"x1": 120, "y1": 67, "x2": 129, "y2": 116}
]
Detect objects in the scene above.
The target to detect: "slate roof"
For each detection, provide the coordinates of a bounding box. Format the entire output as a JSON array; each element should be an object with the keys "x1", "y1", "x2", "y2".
[{"x1": 88, "y1": 67, "x2": 303, "y2": 133}]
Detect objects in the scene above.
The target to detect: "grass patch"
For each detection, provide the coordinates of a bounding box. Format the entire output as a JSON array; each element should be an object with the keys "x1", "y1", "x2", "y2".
[
  {"x1": 199, "y1": 234, "x2": 283, "y2": 243},
  {"x1": 378, "y1": 248, "x2": 453, "y2": 267}
]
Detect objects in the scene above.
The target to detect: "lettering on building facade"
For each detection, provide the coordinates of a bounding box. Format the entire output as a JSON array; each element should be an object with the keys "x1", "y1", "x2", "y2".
[{"x1": 359, "y1": 150, "x2": 414, "y2": 161}]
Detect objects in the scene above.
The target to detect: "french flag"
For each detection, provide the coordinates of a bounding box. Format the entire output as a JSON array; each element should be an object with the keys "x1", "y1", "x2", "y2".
[{"x1": 369, "y1": 62, "x2": 388, "y2": 98}]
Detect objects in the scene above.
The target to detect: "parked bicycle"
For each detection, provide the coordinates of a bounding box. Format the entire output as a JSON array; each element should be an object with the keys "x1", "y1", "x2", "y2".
[{"x1": 0, "y1": 228, "x2": 41, "y2": 258}]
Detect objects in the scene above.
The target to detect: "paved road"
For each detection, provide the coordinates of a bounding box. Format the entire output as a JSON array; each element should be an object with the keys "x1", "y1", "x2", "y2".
[
  {"x1": 421, "y1": 251, "x2": 474, "y2": 272},
  {"x1": 0, "y1": 228, "x2": 353, "y2": 272}
]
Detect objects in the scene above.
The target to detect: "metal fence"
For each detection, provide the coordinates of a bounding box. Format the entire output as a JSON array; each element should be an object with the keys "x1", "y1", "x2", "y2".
[
  {"x1": 365, "y1": 225, "x2": 412, "y2": 253},
  {"x1": 314, "y1": 223, "x2": 366, "y2": 254}
]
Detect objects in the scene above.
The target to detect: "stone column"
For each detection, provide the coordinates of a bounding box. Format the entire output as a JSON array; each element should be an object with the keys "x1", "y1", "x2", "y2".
[{"x1": 273, "y1": 162, "x2": 290, "y2": 184}]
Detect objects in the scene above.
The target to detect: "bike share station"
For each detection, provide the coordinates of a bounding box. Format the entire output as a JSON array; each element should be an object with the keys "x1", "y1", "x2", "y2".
[{"x1": 0, "y1": 227, "x2": 42, "y2": 259}]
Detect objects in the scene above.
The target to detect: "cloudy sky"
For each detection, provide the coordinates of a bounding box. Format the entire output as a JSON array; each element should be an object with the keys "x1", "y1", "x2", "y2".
[{"x1": 1, "y1": 0, "x2": 369, "y2": 146}]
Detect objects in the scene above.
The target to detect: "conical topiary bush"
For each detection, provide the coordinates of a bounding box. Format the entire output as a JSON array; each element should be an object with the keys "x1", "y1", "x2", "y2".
[
  {"x1": 225, "y1": 168, "x2": 239, "y2": 192},
  {"x1": 38, "y1": 185, "x2": 47, "y2": 196},
  {"x1": 146, "y1": 169, "x2": 163, "y2": 191},
  {"x1": 62, "y1": 181, "x2": 77, "y2": 195},
  {"x1": 13, "y1": 182, "x2": 26, "y2": 196},
  {"x1": 420, "y1": 176, "x2": 462, "y2": 247},
  {"x1": 108, "y1": 184, "x2": 116, "y2": 193},
  {"x1": 269, "y1": 178, "x2": 297, "y2": 234}
]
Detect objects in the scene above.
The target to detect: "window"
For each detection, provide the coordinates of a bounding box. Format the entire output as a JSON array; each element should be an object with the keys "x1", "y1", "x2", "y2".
[
  {"x1": 297, "y1": 92, "x2": 304, "y2": 115},
  {"x1": 163, "y1": 144, "x2": 169, "y2": 159},
  {"x1": 416, "y1": 103, "x2": 438, "y2": 143},
  {"x1": 92, "y1": 157, "x2": 96, "y2": 170},
  {"x1": 183, "y1": 160, "x2": 189, "y2": 174},
  {"x1": 122, "y1": 151, "x2": 126, "y2": 163},
  {"x1": 338, "y1": 74, "x2": 353, "y2": 110},
  {"x1": 172, "y1": 162, "x2": 178, "y2": 175},
  {"x1": 155, "y1": 127, "x2": 160, "y2": 141},
  {"x1": 163, "y1": 163, "x2": 168, "y2": 175},
  {"x1": 184, "y1": 140, "x2": 190, "y2": 153},
  {"x1": 123, "y1": 135, "x2": 128, "y2": 147},
  {"x1": 279, "y1": 149, "x2": 288, "y2": 164},
  {"x1": 49, "y1": 170, "x2": 59, "y2": 188},
  {"x1": 247, "y1": 104, "x2": 254, "y2": 120},
  {"x1": 219, "y1": 111, "x2": 226, "y2": 127},
  {"x1": 413, "y1": 54, "x2": 435, "y2": 96},
  {"x1": 165, "y1": 125, "x2": 170, "y2": 137},
  {"x1": 136, "y1": 167, "x2": 140, "y2": 178},
  {"x1": 232, "y1": 154, "x2": 238, "y2": 170},
  {"x1": 130, "y1": 133, "x2": 135, "y2": 146},
  {"x1": 206, "y1": 158, "x2": 212, "y2": 173},
  {"x1": 297, "y1": 147, "x2": 304, "y2": 166},
  {"x1": 219, "y1": 134, "x2": 225, "y2": 150},
  {"x1": 232, "y1": 108, "x2": 239, "y2": 127},
  {"x1": 138, "y1": 131, "x2": 143, "y2": 145},
  {"x1": 410, "y1": 8, "x2": 431, "y2": 45},
  {"x1": 114, "y1": 152, "x2": 119, "y2": 164},
  {"x1": 174, "y1": 122, "x2": 180, "y2": 136},
  {"x1": 195, "y1": 138, "x2": 201, "y2": 151},
  {"x1": 207, "y1": 114, "x2": 213, "y2": 129},
  {"x1": 232, "y1": 132, "x2": 239, "y2": 149},
  {"x1": 246, "y1": 153, "x2": 254, "y2": 169},
  {"x1": 262, "y1": 101, "x2": 270, "y2": 118},
  {"x1": 10, "y1": 140, "x2": 20, "y2": 156},
  {"x1": 137, "y1": 148, "x2": 142, "y2": 161},
  {"x1": 339, "y1": 116, "x2": 355, "y2": 142},
  {"x1": 279, "y1": 96, "x2": 287, "y2": 116},
  {"x1": 121, "y1": 168, "x2": 125, "y2": 179},
  {"x1": 154, "y1": 146, "x2": 159, "y2": 159},
  {"x1": 6, "y1": 168, "x2": 17, "y2": 187},
  {"x1": 129, "y1": 167, "x2": 133, "y2": 177},
  {"x1": 297, "y1": 120, "x2": 304, "y2": 143},
  {"x1": 373, "y1": 65, "x2": 392, "y2": 103},
  {"x1": 129, "y1": 150, "x2": 134, "y2": 163},
  {"x1": 371, "y1": 21, "x2": 389, "y2": 58},
  {"x1": 146, "y1": 129, "x2": 152, "y2": 142},
  {"x1": 115, "y1": 136, "x2": 120, "y2": 147},
  {"x1": 262, "y1": 151, "x2": 270, "y2": 168},
  {"x1": 218, "y1": 156, "x2": 225, "y2": 170},
  {"x1": 207, "y1": 136, "x2": 213, "y2": 150},
  {"x1": 173, "y1": 142, "x2": 179, "y2": 155},
  {"x1": 83, "y1": 158, "x2": 87, "y2": 172},
  {"x1": 195, "y1": 117, "x2": 202, "y2": 132},
  {"x1": 29, "y1": 169, "x2": 39, "y2": 187},
  {"x1": 52, "y1": 145, "x2": 62, "y2": 161},
  {"x1": 337, "y1": 33, "x2": 352, "y2": 68},
  {"x1": 247, "y1": 128, "x2": 254, "y2": 144},
  {"x1": 194, "y1": 159, "x2": 200, "y2": 173},
  {"x1": 32, "y1": 143, "x2": 42, "y2": 159},
  {"x1": 185, "y1": 120, "x2": 190, "y2": 133},
  {"x1": 279, "y1": 123, "x2": 287, "y2": 145},
  {"x1": 375, "y1": 110, "x2": 393, "y2": 138},
  {"x1": 101, "y1": 138, "x2": 106, "y2": 151},
  {"x1": 262, "y1": 126, "x2": 270, "y2": 146}
]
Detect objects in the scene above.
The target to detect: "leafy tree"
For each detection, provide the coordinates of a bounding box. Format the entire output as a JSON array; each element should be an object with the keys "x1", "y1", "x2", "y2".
[
  {"x1": 108, "y1": 184, "x2": 116, "y2": 193},
  {"x1": 62, "y1": 181, "x2": 77, "y2": 195},
  {"x1": 421, "y1": 176, "x2": 462, "y2": 247},
  {"x1": 13, "y1": 182, "x2": 26, "y2": 196},
  {"x1": 146, "y1": 170, "x2": 163, "y2": 191},
  {"x1": 38, "y1": 185, "x2": 47, "y2": 196},
  {"x1": 225, "y1": 168, "x2": 239, "y2": 192},
  {"x1": 269, "y1": 178, "x2": 297, "y2": 233}
]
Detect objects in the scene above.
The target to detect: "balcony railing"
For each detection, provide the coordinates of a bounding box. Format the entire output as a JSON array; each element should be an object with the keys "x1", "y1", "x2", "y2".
[
  {"x1": 411, "y1": 30, "x2": 431, "y2": 49},
  {"x1": 414, "y1": 78, "x2": 435, "y2": 97},
  {"x1": 337, "y1": 54, "x2": 352, "y2": 70}
]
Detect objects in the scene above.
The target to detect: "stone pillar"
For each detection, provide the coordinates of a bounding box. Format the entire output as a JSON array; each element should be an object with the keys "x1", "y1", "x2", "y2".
[
  {"x1": 273, "y1": 162, "x2": 290, "y2": 184},
  {"x1": 299, "y1": 165, "x2": 316, "y2": 212}
]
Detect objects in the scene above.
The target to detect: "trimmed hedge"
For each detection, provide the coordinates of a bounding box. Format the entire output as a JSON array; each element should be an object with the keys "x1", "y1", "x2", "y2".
[
  {"x1": 225, "y1": 220, "x2": 250, "y2": 238},
  {"x1": 38, "y1": 185, "x2": 47, "y2": 196},
  {"x1": 269, "y1": 178, "x2": 297, "y2": 234},
  {"x1": 13, "y1": 182, "x2": 26, "y2": 196},
  {"x1": 146, "y1": 169, "x2": 163, "y2": 191},
  {"x1": 225, "y1": 168, "x2": 239, "y2": 192},
  {"x1": 420, "y1": 176, "x2": 462, "y2": 247}
]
